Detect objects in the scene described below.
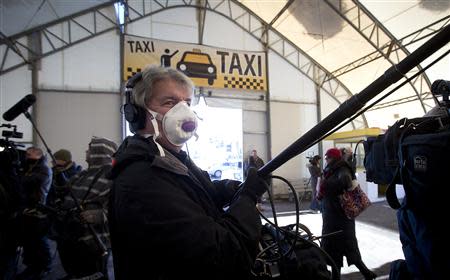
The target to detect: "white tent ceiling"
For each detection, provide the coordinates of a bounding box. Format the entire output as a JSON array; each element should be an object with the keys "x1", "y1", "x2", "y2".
[
  {"x1": 240, "y1": 0, "x2": 450, "y2": 127},
  {"x1": 1, "y1": 0, "x2": 449, "y2": 129}
]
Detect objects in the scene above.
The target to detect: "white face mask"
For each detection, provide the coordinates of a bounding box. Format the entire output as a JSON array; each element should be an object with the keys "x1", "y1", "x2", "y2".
[{"x1": 148, "y1": 101, "x2": 198, "y2": 147}]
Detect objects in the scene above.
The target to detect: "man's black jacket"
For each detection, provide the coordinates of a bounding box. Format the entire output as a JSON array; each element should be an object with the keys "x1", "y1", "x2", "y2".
[{"x1": 109, "y1": 135, "x2": 262, "y2": 280}]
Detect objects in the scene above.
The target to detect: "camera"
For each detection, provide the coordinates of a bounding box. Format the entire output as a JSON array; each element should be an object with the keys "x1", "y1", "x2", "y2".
[
  {"x1": 2, "y1": 130, "x2": 23, "y2": 139},
  {"x1": 251, "y1": 223, "x2": 338, "y2": 279},
  {"x1": 362, "y1": 79, "x2": 450, "y2": 279},
  {"x1": 0, "y1": 124, "x2": 24, "y2": 149},
  {"x1": 431, "y1": 79, "x2": 450, "y2": 100},
  {"x1": 0, "y1": 124, "x2": 26, "y2": 220},
  {"x1": 363, "y1": 79, "x2": 450, "y2": 186}
]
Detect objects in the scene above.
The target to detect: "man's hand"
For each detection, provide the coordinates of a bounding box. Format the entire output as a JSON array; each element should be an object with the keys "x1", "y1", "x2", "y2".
[
  {"x1": 240, "y1": 167, "x2": 267, "y2": 202},
  {"x1": 80, "y1": 209, "x2": 104, "y2": 224}
]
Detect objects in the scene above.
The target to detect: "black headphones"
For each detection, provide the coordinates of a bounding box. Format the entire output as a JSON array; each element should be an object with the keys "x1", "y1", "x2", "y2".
[{"x1": 123, "y1": 72, "x2": 147, "y2": 132}]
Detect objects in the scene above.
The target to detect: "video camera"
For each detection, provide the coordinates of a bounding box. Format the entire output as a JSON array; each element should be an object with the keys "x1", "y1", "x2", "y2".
[
  {"x1": 0, "y1": 123, "x2": 26, "y2": 220},
  {"x1": 361, "y1": 79, "x2": 450, "y2": 279},
  {"x1": 431, "y1": 79, "x2": 450, "y2": 106},
  {"x1": 0, "y1": 123, "x2": 24, "y2": 147},
  {"x1": 0, "y1": 123, "x2": 25, "y2": 169}
]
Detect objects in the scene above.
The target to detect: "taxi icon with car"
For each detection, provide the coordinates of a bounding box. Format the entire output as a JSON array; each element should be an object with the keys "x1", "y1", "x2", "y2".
[{"x1": 176, "y1": 51, "x2": 217, "y2": 85}]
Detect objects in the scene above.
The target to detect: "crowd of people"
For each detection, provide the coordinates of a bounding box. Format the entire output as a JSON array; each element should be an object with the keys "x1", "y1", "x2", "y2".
[
  {"x1": 1, "y1": 65, "x2": 378, "y2": 280},
  {"x1": 0, "y1": 136, "x2": 117, "y2": 280}
]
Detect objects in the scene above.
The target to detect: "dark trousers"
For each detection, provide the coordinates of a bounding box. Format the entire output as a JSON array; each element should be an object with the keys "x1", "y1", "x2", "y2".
[
  {"x1": 21, "y1": 235, "x2": 52, "y2": 272},
  {"x1": 58, "y1": 240, "x2": 108, "y2": 279},
  {"x1": 0, "y1": 223, "x2": 21, "y2": 280}
]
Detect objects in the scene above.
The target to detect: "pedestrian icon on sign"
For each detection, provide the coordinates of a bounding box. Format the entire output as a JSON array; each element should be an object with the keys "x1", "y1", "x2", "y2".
[{"x1": 160, "y1": 49, "x2": 179, "y2": 67}]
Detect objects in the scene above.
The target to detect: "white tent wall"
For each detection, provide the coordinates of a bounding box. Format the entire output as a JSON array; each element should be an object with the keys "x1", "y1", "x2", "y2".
[
  {"x1": 202, "y1": 8, "x2": 264, "y2": 51},
  {"x1": 268, "y1": 50, "x2": 320, "y2": 196},
  {"x1": 35, "y1": 91, "x2": 121, "y2": 168},
  {"x1": 39, "y1": 32, "x2": 120, "y2": 89},
  {"x1": 0, "y1": 66, "x2": 33, "y2": 143},
  {"x1": 269, "y1": 101, "x2": 319, "y2": 196},
  {"x1": 35, "y1": 31, "x2": 121, "y2": 168},
  {"x1": 126, "y1": 9, "x2": 198, "y2": 43}
]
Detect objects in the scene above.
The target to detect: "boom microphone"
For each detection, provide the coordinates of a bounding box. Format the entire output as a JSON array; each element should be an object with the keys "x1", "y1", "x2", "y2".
[
  {"x1": 258, "y1": 24, "x2": 450, "y2": 177},
  {"x1": 2, "y1": 94, "x2": 36, "y2": 121}
]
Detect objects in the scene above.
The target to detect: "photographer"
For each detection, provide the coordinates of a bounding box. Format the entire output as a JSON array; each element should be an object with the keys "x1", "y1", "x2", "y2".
[{"x1": 109, "y1": 66, "x2": 267, "y2": 280}]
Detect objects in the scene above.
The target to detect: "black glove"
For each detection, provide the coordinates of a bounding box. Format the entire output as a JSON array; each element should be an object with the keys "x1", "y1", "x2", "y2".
[{"x1": 239, "y1": 167, "x2": 267, "y2": 202}]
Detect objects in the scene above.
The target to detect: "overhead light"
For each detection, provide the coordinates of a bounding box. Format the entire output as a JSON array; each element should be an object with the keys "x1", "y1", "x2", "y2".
[{"x1": 114, "y1": 1, "x2": 126, "y2": 31}]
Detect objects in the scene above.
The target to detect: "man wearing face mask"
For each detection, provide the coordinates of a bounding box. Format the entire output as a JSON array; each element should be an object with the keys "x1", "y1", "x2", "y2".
[{"x1": 109, "y1": 65, "x2": 268, "y2": 280}]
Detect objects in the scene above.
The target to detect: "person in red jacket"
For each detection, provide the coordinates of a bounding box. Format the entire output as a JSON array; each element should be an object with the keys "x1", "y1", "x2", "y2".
[{"x1": 318, "y1": 148, "x2": 376, "y2": 280}]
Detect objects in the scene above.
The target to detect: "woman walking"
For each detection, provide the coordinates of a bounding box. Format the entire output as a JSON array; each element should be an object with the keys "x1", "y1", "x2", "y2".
[{"x1": 317, "y1": 148, "x2": 376, "y2": 279}]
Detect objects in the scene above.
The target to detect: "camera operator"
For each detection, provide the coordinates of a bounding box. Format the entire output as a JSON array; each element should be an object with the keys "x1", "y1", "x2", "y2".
[
  {"x1": 109, "y1": 65, "x2": 268, "y2": 280},
  {"x1": 52, "y1": 149, "x2": 83, "y2": 187},
  {"x1": 47, "y1": 149, "x2": 82, "y2": 210},
  {"x1": 17, "y1": 147, "x2": 53, "y2": 280},
  {"x1": 0, "y1": 139, "x2": 25, "y2": 280}
]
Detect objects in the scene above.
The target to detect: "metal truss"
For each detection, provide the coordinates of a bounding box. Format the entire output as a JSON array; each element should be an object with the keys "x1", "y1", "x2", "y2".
[
  {"x1": 331, "y1": 15, "x2": 450, "y2": 79},
  {"x1": 0, "y1": 1, "x2": 118, "y2": 76},
  {"x1": 370, "y1": 95, "x2": 436, "y2": 111},
  {"x1": 0, "y1": 0, "x2": 367, "y2": 129},
  {"x1": 323, "y1": 0, "x2": 437, "y2": 113}
]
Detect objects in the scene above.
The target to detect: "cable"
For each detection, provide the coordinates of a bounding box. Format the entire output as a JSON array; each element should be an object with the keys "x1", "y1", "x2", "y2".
[
  {"x1": 256, "y1": 178, "x2": 283, "y2": 263},
  {"x1": 257, "y1": 175, "x2": 299, "y2": 262},
  {"x1": 255, "y1": 174, "x2": 341, "y2": 279}
]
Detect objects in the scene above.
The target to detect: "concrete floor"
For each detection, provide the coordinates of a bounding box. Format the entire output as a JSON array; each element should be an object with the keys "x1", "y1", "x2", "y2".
[{"x1": 14, "y1": 198, "x2": 403, "y2": 280}]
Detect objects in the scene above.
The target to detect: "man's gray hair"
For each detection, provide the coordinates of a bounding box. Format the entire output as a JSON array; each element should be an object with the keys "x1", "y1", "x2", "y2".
[{"x1": 132, "y1": 65, "x2": 195, "y2": 109}]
